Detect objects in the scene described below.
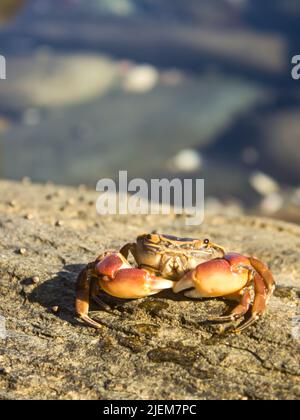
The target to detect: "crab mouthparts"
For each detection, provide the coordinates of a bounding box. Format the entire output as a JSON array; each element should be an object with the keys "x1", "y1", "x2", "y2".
[
  {"x1": 200, "y1": 246, "x2": 225, "y2": 259},
  {"x1": 173, "y1": 275, "x2": 194, "y2": 293}
]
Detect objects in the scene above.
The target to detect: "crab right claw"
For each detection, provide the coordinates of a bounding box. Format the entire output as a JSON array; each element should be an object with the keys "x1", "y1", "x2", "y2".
[
  {"x1": 76, "y1": 252, "x2": 174, "y2": 329},
  {"x1": 173, "y1": 253, "x2": 276, "y2": 332}
]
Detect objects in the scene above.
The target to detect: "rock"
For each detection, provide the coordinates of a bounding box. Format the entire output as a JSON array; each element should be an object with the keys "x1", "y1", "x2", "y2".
[
  {"x1": 0, "y1": 53, "x2": 118, "y2": 110},
  {"x1": 0, "y1": 180, "x2": 299, "y2": 400},
  {"x1": 258, "y1": 110, "x2": 300, "y2": 184},
  {"x1": 0, "y1": 74, "x2": 265, "y2": 185},
  {"x1": 2, "y1": 7, "x2": 286, "y2": 75}
]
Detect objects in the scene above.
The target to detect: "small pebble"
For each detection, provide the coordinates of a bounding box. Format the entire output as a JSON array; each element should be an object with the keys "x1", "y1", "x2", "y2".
[
  {"x1": 51, "y1": 306, "x2": 59, "y2": 314},
  {"x1": 260, "y1": 193, "x2": 283, "y2": 214},
  {"x1": 55, "y1": 220, "x2": 64, "y2": 227},
  {"x1": 168, "y1": 149, "x2": 203, "y2": 172},
  {"x1": 8, "y1": 200, "x2": 17, "y2": 208},
  {"x1": 77, "y1": 210, "x2": 86, "y2": 218},
  {"x1": 123, "y1": 64, "x2": 159, "y2": 93},
  {"x1": 18, "y1": 248, "x2": 27, "y2": 255},
  {"x1": 25, "y1": 213, "x2": 34, "y2": 220},
  {"x1": 249, "y1": 171, "x2": 279, "y2": 196},
  {"x1": 0, "y1": 367, "x2": 11, "y2": 375},
  {"x1": 66, "y1": 198, "x2": 75, "y2": 205},
  {"x1": 31, "y1": 276, "x2": 40, "y2": 284}
]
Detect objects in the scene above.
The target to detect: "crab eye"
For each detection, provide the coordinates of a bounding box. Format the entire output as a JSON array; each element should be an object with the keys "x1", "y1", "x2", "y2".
[
  {"x1": 204, "y1": 238, "x2": 210, "y2": 245},
  {"x1": 148, "y1": 233, "x2": 159, "y2": 243}
]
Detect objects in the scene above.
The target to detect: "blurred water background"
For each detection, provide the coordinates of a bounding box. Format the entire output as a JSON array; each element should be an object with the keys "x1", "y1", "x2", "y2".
[{"x1": 0, "y1": 0, "x2": 300, "y2": 223}]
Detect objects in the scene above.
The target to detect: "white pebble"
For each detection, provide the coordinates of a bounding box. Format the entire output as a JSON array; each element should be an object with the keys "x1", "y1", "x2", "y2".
[
  {"x1": 249, "y1": 171, "x2": 279, "y2": 196},
  {"x1": 260, "y1": 193, "x2": 283, "y2": 214},
  {"x1": 168, "y1": 149, "x2": 203, "y2": 172},
  {"x1": 123, "y1": 65, "x2": 159, "y2": 93}
]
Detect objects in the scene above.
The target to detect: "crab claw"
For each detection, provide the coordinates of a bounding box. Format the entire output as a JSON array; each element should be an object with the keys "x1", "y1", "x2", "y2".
[
  {"x1": 76, "y1": 252, "x2": 174, "y2": 330},
  {"x1": 173, "y1": 253, "x2": 276, "y2": 332},
  {"x1": 173, "y1": 255, "x2": 249, "y2": 298},
  {"x1": 96, "y1": 253, "x2": 174, "y2": 299}
]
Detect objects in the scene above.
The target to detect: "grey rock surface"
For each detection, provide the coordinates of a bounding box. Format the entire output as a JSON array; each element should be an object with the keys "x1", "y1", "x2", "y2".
[{"x1": 0, "y1": 180, "x2": 299, "y2": 400}]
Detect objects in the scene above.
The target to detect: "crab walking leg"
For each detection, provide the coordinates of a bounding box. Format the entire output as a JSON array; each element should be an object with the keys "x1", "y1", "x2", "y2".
[
  {"x1": 90, "y1": 280, "x2": 115, "y2": 314},
  {"x1": 249, "y1": 256, "x2": 276, "y2": 301},
  {"x1": 75, "y1": 264, "x2": 104, "y2": 329},
  {"x1": 233, "y1": 271, "x2": 268, "y2": 333},
  {"x1": 208, "y1": 288, "x2": 252, "y2": 322}
]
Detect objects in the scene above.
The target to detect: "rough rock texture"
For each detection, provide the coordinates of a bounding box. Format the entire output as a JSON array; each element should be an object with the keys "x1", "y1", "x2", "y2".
[{"x1": 0, "y1": 180, "x2": 299, "y2": 400}]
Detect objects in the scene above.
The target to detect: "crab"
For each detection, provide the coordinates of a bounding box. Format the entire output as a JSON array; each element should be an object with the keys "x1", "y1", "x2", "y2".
[{"x1": 76, "y1": 233, "x2": 275, "y2": 333}]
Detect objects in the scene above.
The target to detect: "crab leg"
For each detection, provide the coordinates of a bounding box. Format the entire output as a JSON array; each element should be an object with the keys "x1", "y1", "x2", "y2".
[
  {"x1": 249, "y1": 256, "x2": 276, "y2": 301},
  {"x1": 75, "y1": 263, "x2": 103, "y2": 329},
  {"x1": 233, "y1": 271, "x2": 267, "y2": 333},
  {"x1": 90, "y1": 280, "x2": 115, "y2": 314},
  {"x1": 208, "y1": 288, "x2": 252, "y2": 322}
]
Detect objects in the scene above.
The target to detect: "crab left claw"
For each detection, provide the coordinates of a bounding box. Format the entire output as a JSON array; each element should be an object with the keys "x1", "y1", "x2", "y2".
[
  {"x1": 76, "y1": 252, "x2": 174, "y2": 329},
  {"x1": 173, "y1": 253, "x2": 275, "y2": 332}
]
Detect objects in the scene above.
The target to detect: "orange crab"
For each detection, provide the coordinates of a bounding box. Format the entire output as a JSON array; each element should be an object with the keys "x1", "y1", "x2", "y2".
[{"x1": 76, "y1": 233, "x2": 275, "y2": 333}]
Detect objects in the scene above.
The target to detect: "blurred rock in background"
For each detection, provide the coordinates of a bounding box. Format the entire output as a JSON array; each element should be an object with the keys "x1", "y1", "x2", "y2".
[{"x1": 0, "y1": 52, "x2": 118, "y2": 110}]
